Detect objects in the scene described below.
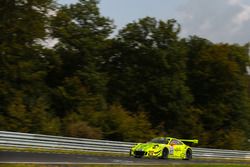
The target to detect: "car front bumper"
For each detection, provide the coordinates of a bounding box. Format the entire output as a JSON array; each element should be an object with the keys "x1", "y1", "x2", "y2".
[{"x1": 130, "y1": 149, "x2": 162, "y2": 158}]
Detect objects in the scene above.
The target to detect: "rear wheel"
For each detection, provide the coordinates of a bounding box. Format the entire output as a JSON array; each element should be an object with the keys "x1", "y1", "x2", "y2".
[
  {"x1": 184, "y1": 149, "x2": 192, "y2": 160},
  {"x1": 160, "y1": 148, "x2": 168, "y2": 159}
]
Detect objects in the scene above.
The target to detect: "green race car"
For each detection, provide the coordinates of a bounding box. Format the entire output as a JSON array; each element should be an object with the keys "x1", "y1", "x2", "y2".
[{"x1": 130, "y1": 137, "x2": 198, "y2": 160}]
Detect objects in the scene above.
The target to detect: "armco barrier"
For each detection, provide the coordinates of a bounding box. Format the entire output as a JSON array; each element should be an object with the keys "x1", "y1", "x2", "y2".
[{"x1": 0, "y1": 131, "x2": 250, "y2": 159}]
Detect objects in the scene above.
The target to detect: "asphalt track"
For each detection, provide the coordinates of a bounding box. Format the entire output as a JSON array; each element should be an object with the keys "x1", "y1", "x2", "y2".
[{"x1": 0, "y1": 151, "x2": 250, "y2": 165}]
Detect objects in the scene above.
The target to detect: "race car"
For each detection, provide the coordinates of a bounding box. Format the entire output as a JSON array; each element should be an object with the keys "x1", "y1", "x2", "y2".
[{"x1": 129, "y1": 137, "x2": 198, "y2": 160}]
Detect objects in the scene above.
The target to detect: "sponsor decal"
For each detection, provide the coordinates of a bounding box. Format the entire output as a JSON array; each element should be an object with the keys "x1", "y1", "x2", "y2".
[{"x1": 169, "y1": 146, "x2": 174, "y2": 155}]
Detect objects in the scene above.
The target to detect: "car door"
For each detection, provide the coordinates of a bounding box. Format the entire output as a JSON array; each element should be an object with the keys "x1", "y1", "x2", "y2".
[{"x1": 169, "y1": 139, "x2": 183, "y2": 158}]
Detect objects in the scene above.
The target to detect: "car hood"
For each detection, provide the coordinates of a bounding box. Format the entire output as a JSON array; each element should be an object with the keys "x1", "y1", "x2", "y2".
[{"x1": 134, "y1": 143, "x2": 164, "y2": 150}]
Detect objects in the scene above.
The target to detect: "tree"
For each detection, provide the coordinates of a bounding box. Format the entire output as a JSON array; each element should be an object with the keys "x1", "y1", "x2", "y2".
[
  {"x1": 63, "y1": 112, "x2": 102, "y2": 139},
  {"x1": 50, "y1": 0, "x2": 114, "y2": 118},
  {"x1": 51, "y1": 0, "x2": 113, "y2": 93},
  {"x1": 96, "y1": 104, "x2": 155, "y2": 142},
  {"x1": 185, "y1": 36, "x2": 250, "y2": 149},
  {"x1": 104, "y1": 17, "x2": 192, "y2": 132},
  {"x1": 0, "y1": 92, "x2": 31, "y2": 132},
  {"x1": 0, "y1": 0, "x2": 56, "y2": 133}
]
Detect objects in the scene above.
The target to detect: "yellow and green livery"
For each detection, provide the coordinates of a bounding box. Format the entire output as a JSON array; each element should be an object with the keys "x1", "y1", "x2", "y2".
[{"x1": 130, "y1": 137, "x2": 198, "y2": 160}]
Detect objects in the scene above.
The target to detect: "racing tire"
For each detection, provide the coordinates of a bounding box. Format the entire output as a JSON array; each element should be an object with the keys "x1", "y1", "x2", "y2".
[
  {"x1": 184, "y1": 149, "x2": 192, "y2": 160},
  {"x1": 134, "y1": 155, "x2": 143, "y2": 158},
  {"x1": 159, "y1": 148, "x2": 169, "y2": 159}
]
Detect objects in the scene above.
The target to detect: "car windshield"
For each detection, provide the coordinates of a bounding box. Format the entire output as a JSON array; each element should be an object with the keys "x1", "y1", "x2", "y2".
[{"x1": 149, "y1": 137, "x2": 170, "y2": 144}]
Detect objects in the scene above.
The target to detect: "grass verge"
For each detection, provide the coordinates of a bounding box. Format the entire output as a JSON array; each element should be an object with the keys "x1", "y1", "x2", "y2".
[
  {"x1": 0, "y1": 164, "x2": 250, "y2": 167},
  {"x1": 0, "y1": 146, "x2": 127, "y2": 157}
]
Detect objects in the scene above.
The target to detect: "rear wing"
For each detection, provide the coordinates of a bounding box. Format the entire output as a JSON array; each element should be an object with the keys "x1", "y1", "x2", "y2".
[{"x1": 180, "y1": 139, "x2": 198, "y2": 145}]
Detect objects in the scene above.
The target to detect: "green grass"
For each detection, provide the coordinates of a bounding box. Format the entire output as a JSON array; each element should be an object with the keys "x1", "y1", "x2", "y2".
[
  {"x1": 0, "y1": 146, "x2": 126, "y2": 157},
  {"x1": 0, "y1": 164, "x2": 250, "y2": 167}
]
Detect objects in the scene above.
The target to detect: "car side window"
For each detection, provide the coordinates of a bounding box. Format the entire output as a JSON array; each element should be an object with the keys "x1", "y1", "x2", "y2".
[
  {"x1": 170, "y1": 139, "x2": 177, "y2": 145},
  {"x1": 170, "y1": 139, "x2": 183, "y2": 145},
  {"x1": 176, "y1": 140, "x2": 183, "y2": 145}
]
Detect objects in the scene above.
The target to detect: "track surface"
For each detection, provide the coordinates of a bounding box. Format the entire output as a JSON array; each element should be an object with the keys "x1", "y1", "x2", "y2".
[{"x1": 0, "y1": 151, "x2": 249, "y2": 165}]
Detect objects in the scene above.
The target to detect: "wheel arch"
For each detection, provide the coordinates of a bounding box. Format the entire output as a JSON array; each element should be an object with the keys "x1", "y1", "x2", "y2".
[{"x1": 159, "y1": 147, "x2": 169, "y2": 159}]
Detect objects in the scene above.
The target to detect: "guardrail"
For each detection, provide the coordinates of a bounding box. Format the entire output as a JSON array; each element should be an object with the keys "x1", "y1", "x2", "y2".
[{"x1": 0, "y1": 131, "x2": 250, "y2": 159}]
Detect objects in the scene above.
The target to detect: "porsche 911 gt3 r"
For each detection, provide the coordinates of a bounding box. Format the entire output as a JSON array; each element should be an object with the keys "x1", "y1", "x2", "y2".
[{"x1": 130, "y1": 137, "x2": 198, "y2": 160}]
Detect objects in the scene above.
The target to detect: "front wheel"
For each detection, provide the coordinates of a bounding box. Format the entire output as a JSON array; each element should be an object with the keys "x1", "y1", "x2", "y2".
[
  {"x1": 134, "y1": 154, "x2": 143, "y2": 158},
  {"x1": 160, "y1": 148, "x2": 169, "y2": 159}
]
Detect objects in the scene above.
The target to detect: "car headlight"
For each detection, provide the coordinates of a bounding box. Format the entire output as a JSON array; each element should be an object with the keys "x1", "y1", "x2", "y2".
[{"x1": 153, "y1": 145, "x2": 159, "y2": 149}]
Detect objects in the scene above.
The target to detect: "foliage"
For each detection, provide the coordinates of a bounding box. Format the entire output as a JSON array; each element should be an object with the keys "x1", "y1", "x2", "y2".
[
  {"x1": 185, "y1": 37, "x2": 250, "y2": 149},
  {"x1": 104, "y1": 17, "x2": 192, "y2": 132},
  {"x1": 96, "y1": 104, "x2": 155, "y2": 142}
]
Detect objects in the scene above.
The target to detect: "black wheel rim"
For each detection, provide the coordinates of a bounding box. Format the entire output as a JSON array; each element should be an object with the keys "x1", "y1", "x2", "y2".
[{"x1": 186, "y1": 150, "x2": 192, "y2": 159}]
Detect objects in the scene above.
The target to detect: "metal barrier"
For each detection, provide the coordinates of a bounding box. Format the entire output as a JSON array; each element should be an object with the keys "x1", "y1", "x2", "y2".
[{"x1": 0, "y1": 131, "x2": 250, "y2": 159}]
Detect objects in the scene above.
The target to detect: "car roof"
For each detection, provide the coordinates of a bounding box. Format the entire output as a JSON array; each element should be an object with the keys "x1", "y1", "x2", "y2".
[{"x1": 156, "y1": 137, "x2": 176, "y2": 140}]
